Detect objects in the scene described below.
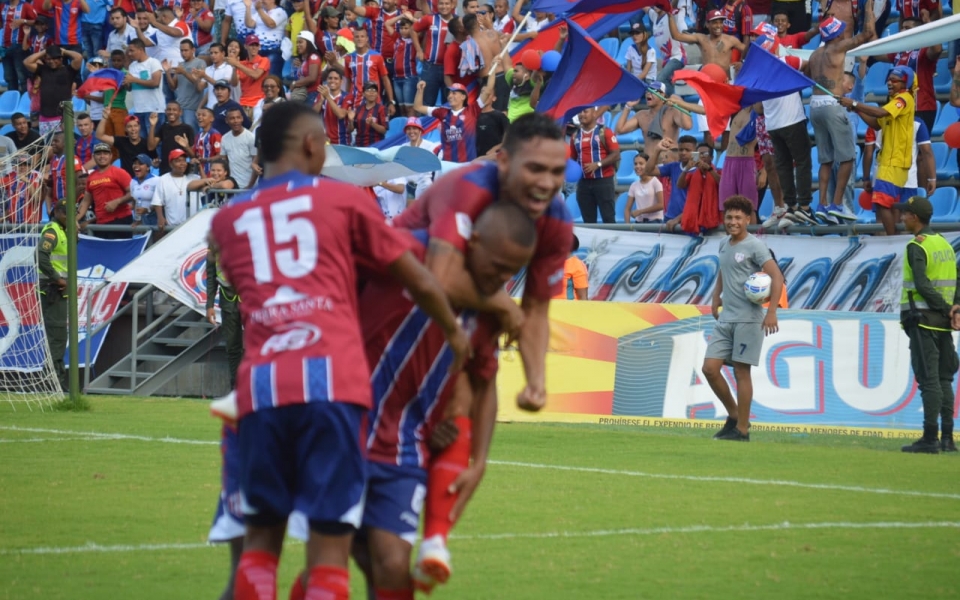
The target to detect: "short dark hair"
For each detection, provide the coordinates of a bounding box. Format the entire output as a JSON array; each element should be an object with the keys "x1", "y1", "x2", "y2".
[
  {"x1": 196, "y1": 106, "x2": 214, "y2": 118},
  {"x1": 462, "y1": 13, "x2": 479, "y2": 33},
  {"x1": 225, "y1": 106, "x2": 244, "y2": 118},
  {"x1": 209, "y1": 42, "x2": 225, "y2": 53},
  {"x1": 723, "y1": 195, "x2": 754, "y2": 217},
  {"x1": 111, "y1": 49, "x2": 125, "y2": 58},
  {"x1": 698, "y1": 143, "x2": 713, "y2": 154},
  {"x1": 678, "y1": 135, "x2": 697, "y2": 146},
  {"x1": 128, "y1": 38, "x2": 146, "y2": 51},
  {"x1": 208, "y1": 157, "x2": 231, "y2": 177},
  {"x1": 259, "y1": 102, "x2": 322, "y2": 163},
  {"x1": 570, "y1": 233, "x2": 580, "y2": 253},
  {"x1": 109, "y1": 7, "x2": 126, "y2": 17},
  {"x1": 180, "y1": 38, "x2": 196, "y2": 48},
  {"x1": 475, "y1": 201, "x2": 537, "y2": 249},
  {"x1": 502, "y1": 113, "x2": 564, "y2": 154},
  {"x1": 637, "y1": 152, "x2": 649, "y2": 161},
  {"x1": 76, "y1": 112, "x2": 91, "y2": 121},
  {"x1": 11, "y1": 112, "x2": 26, "y2": 122}
]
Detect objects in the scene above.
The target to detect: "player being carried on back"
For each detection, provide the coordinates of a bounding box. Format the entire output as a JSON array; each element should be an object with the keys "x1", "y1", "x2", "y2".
[
  {"x1": 207, "y1": 101, "x2": 470, "y2": 600},
  {"x1": 391, "y1": 112, "x2": 574, "y2": 591}
]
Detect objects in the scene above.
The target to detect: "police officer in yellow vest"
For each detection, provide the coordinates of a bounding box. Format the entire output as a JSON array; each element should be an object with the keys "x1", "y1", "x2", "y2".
[
  {"x1": 37, "y1": 200, "x2": 71, "y2": 392},
  {"x1": 205, "y1": 243, "x2": 243, "y2": 389},
  {"x1": 896, "y1": 196, "x2": 960, "y2": 454}
]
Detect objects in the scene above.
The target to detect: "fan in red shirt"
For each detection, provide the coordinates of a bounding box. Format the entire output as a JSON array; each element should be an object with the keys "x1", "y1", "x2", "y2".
[
  {"x1": 209, "y1": 101, "x2": 468, "y2": 600},
  {"x1": 769, "y1": 13, "x2": 818, "y2": 49},
  {"x1": 78, "y1": 142, "x2": 135, "y2": 238}
]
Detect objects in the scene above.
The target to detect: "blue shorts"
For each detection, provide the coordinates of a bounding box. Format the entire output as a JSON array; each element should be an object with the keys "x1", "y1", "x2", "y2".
[
  {"x1": 238, "y1": 402, "x2": 367, "y2": 532},
  {"x1": 900, "y1": 187, "x2": 919, "y2": 202},
  {"x1": 209, "y1": 423, "x2": 244, "y2": 542},
  {"x1": 361, "y1": 461, "x2": 427, "y2": 545},
  {"x1": 394, "y1": 77, "x2": 418, "y2": 107}
]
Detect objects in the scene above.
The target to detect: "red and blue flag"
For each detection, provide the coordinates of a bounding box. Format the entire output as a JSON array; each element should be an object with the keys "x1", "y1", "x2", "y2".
[
  {"x1": 673, "y1": 43, "x2": 815, "y2": 138},
  {"x1": 76, "y1": 68, "x2": 125, "y2": 100},
  {"x1": 537, "y1": 19, "x2": 649, "y2": 123}
]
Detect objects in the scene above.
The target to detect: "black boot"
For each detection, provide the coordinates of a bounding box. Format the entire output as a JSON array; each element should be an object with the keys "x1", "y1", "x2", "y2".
[
  {"x1": 902, "y1": 427, "x2": 940, "y2": 454},
  {"x1": 941, "y1": 428, "x2": 957, "y2": 453}
]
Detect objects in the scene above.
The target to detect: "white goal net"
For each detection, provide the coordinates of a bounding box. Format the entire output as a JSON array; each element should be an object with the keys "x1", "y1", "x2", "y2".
[{"x1": 0, "y1": 131, "x2": 65, "y2": 408}]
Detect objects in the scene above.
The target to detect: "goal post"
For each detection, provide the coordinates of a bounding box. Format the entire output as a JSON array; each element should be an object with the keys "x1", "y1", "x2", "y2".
[{"x1": 61, "y1": 101, "x2": 80, "y2": 405}]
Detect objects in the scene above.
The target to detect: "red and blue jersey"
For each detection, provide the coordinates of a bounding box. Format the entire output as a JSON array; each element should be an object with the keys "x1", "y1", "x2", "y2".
[
  {"x1": 393, "y1": 161, "x2": 574, "y2": 301},
  {"x1": 2, "y1": 3, "x2": 37, "y2": 47},
  {"x1": 414, "y1": 14, "x2": 450, "y2": 64},
  {"x1": 321, "y1": 92, "x2": 354, "y2": 145},
  {"x1": 50, "y1": 0, "x2": 84, "y2": 46},
  {"x1": 570, "y1": 125, "x2": 619, "y2": 180},
  {"x1": 28, "y1": 30, "x2": 52, "y2": 54},
  {"x1": 2, "y1": 172, "x2": 42, "y2": 224},
  {"x1": 362, "y1": 7, "x2": 399, "y2": 61},
  {"x1": 185, "y1": 7, "x2": 214, "y2": 47},
  {"x1": 75, "y1": 134, "x2": 95, "y2": 166},
  {"x1": 193, "y1": 127, "x2": 222, "y2": 176},
  {"x1": 393, "y1": 37, "x2": 417, "y2": 79},
  {"x1": 362, "y1": 243, "x2": 500, "y2": 469},
  {"x1": 344, "y1": 51, "x2": 388, "y2": 96},
  {"x1": 896, "y1": 0, "x2": 939, "y2": 20},
  {"x1": 319, "y1": 30, "x2": 337, "y2": 54},
  {"x1": 354, "y1": 101, "x2": 387, "y2": 147},
  {"x1": 50, "y1": 155, "x2": 68, "y2": 201},
  {"x1": 431, "y1": 103, "x2": 482, "y2": 163},
  {"x1": 210, "y1": 171, "x2": 415, "y2": 420}
]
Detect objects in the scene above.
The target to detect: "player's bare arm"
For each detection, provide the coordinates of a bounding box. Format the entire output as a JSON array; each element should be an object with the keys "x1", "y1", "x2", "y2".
[
  {"x1": 712, "y1": 270, "x2": 723, "y2": 320},
  {"x1": 760, "y1": 258, "x2": 782, "y2": 335},
  {"x1": 516, "y1": 295, "x2": 549, "y2": 411},
  {"x1": 388, "y1": 250, "x2": 473, "y2": 373}
]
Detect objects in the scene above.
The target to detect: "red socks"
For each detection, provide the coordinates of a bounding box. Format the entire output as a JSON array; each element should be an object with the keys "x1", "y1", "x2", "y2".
[
  {"x1": 304, "y1": 565, "x2": 349, "y2": 600},
  {"x1": 234, "y1": 550, "x2": 279, "y2": 600},
  {"x1": 375, "y1": 589, "x2": 414, "y2": 600},
  {"x1": 424, "y1": 416, "x2": 472, "y2": 540}
]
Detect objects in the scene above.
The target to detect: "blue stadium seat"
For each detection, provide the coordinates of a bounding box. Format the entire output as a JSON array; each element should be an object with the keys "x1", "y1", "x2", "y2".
[
  {"x1": 565, "y1": 193, "x2": 582, "y2": 223},
  {"x1": 882, "y1": 23, "x2": 899, "y2": 37},
  {"x1": 804, "y1": 104, "x2": 814, "y2": 137},
  {"x1": 599, "y1": 37, "x2": 620, "y2": 58},
  {"x1": 714, "y1": 150, "x2": 725, "y2": 169},
  {"x1": 855, "y1": 205, "x2": 876, "y2": 224},
  {"x1": 0, "y1": 123, "x2": 13, "y2": 135},
  {"x1": 810, "y1": 190, "x2": 820, "y2": 210},
  {"x1": 810, "y1": 146, "x2": 819, "y2": 183},
  {"x1": 932, "y1": 142, "x2": 958, "y2": 179},
  {"x1": 932, "y1": 102, "x2": 959, "y2": 136},
  {"x1": 616, "y1": 40, "x2": 632, "y2": 65},
  {"x1": 679, "y1": 118, "x2": 704, "y2": 144},
  {"x1": 615, "y1": 191, "x2": 630, "y2": 223},
  {"x1": 614, "y1": 112, "x2": 644, "y2": 146},
  {"x1": 758, "y1": 189, "x2": 773, "y2": 221},
  {"x1": 0, "y1": 90, "x2": 20, "y2": 121},
  {"x1": 616, "y1": 149, "x2": 638, "y2": 185},
  {"x1": 929, "y1": 187, "x2": 959, "y2": 223},
  {"x1": 863, "y1": 62, "x2": 891, "y2": 98},
  {"x1": 72, "y1": 97, "x2": 86, "y2": 113},
  {"x1": 15, "y1": 91, "x2": 30, "y2": 116},
  {"x1": 933, "y1": 58, "x2": 952, "y2": 95}
]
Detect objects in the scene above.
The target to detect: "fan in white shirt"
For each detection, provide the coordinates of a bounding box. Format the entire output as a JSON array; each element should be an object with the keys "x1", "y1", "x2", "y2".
[{"x1": 152, "y1": 149, "x2": 200, "y2": 230}]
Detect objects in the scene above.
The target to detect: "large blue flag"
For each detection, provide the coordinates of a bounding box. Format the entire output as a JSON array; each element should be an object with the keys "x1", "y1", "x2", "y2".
[
  {"x1": 538, "y1": 19, "x2": 649, "y2": 123},
  {"x1": 530, "y1": 0, "x2": 672, "y2": 14}
]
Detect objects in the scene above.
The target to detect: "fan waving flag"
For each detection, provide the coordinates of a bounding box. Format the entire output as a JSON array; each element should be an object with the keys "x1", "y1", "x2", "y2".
[
  {"x1": 530, "y1": 0, "x2": 672, "y2": 14},
  {"x1": 76, "y1": 68, "x2": 125, "y2": 100},
  {"x1": 511, "y1": 12, "x2": 633, "y2": 57},
  {"x1": 538, "y1": 19, "x2": 648, "y2": 123},
  {"x1": 673, "y1": 43, "x2": 815, "y2": 138}
]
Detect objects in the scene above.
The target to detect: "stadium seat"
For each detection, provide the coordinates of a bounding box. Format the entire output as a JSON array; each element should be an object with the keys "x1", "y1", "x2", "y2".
[
  {"x1": 387, "y1": 116, "x2": 407, "y2": 137},
  {"x1": 616, "y1": 40, "x2": 632, "y2": 65},
  {"x1": 615, "y1": 191, "x2": 630, "y2": 223},
  {"x1": 855, "y1": 205, "x2": 876, "y2": 224},
  {"x1": 0, "y1": 123, "x2": 12, "y2": 135},
  {"x1": 932, "y1": 142, "x2": 958, "y2": 180},
  {"x1": 804, "y1": 104, "x2": 814, "y2": 137},
  {"x1": 810, "y1": 146, "x2": 819, "y2": 183},
  {"x1": 882, "y1": 23, "x2": 899, "y2": 37},
  {"x1": 929, "y1": 187, "x2": 959, "y2": 223},
  {"x1": 565, "y1": 193, "x2": 583, "y2": 223},
  {"x1": 599, "y1": 37, "x2": 620, "y2": 58},
  {"x1": 758, "y1": 189, "x2": 773, "y2": 221},
  {"x1": 863, "y1": 62, "x2": 891, "y2": 99},
  {"x1": 72, "y1": 97, "x2": 86, "y2": 113},
  {"x1": 0, "y1": 90, "x2": 20, "y2": 121},
  {"x1": 616, "y1": 150, "x2": 638, "y2": 185},
  {"x1": 15, "y1": 91, "x2": 30, "y2": 116},
  {"x1": 810, "y1": 190, "x2": 820, "y2": 210},
  {"x1": 932, "y1": 102, "x2": 959, "y2": 136},
  {"x1": 714, "y1": 150, "x2": 725, "y2": 169},
  {"x1": 933, "y1": 58, "x2": 952, "y2": 95}
]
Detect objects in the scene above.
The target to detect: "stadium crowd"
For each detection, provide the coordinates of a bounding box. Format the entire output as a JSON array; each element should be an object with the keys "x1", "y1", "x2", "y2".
[{"x1": 0, "y1": 0, "x2": 956, "y2": 238}]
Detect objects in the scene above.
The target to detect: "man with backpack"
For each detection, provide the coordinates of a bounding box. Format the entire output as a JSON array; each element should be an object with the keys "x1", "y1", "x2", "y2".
[{"x1": 570, "y1": 106, "x2": 621, "y2": 224}]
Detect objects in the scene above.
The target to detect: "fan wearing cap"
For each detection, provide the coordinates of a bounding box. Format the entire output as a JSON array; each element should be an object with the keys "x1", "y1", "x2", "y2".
[
  {"x1": 129, "y1": 153, "x2": 160, "y2": 227},
  {"x1": 413, "y1": 70, "x2": 496, "y2": 162},
  {"x1": 894, "y1": 195, "x2": 960, "y2": 454},
  {"x1": 839, "y1": 65, "x2": 916, "y2": 235},
  {"x1": 211, "y1": 78, "x2": 252, "y2": 134},
  {"x1": 808, "y1": 3, "x2": 876, "y2": 222},
  {"x1": 350, "y1": 81, "x2": 388, "y2": 146},
  {"x1": 668, "y1": 9, "x2": 746, "y2": 81},
  {"x1": 242, "y1": 0, "x2": 287, "y2": 77},
  {"x1": 343, "y1": 27, "x2": 396, "y2": 115},
  {"x1": 77, "y1": 142, "x2": 135, "y2": 238},
  {"x1": 1, "y1": 155, "x2": 43, "y2": 224},
  {"x1": 315, "y1": 6, "x2": 342, "y2": 57},
  {"x1": 616, "y1": 82, "x2": 692, "y2": 156},
  {"x1": 151, "y1": 148, "x2": 200, "y2": 231},
  {"x1": 96, "y1": 106, "x2": 155, "y2": 174},
  {"x1": 623, "y1": 24, "x2": 656, "y2": 82},
  {"x1": 401, "y1": 117, "x2": 440, "y2": 198},
  {"x1": 227, "y1": 34, "x2": 270, "y2": 111}
]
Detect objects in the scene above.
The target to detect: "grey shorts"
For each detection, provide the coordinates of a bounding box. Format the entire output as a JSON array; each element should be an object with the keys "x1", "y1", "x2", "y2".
[
  {"x1": 705, "y1": 321, "x2": 764, "y2": 367},
  {"x1": 809, "y1": 102, "x2": 856, "y2": 165}
]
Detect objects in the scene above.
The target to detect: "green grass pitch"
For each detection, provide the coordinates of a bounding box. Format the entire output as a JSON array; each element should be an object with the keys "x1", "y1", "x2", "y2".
[{"x1": 0, "y1": 396, "x2": 958, "y2": 599}]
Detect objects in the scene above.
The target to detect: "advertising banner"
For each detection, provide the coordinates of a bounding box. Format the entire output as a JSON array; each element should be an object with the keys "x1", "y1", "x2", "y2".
[
  {"x1": 506, "y1": 229, "x2": 960, "y2": 313},
  {"x1": 496, "y1": 301, "x2": 956, "y2": 434},
  {"x1": 109, "y1": 210, "x2": 216, "y2": 316}
]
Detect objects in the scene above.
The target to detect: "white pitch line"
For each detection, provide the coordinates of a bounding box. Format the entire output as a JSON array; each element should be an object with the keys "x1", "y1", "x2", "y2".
[
  {"x1": 0, "y1": 437, "x2": 92, "y2": 443},
  {"x1": 3, "y1": 521, "x2": 960, "y2": 556},
  {"x1": 488, "y1": 460, "x2": 960, "y2": 501},
  {"x1": 3, "y1": 426, "x2": 959, "y2": 502}
]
